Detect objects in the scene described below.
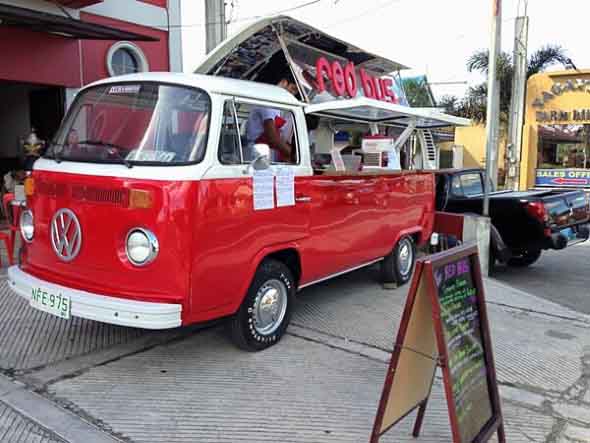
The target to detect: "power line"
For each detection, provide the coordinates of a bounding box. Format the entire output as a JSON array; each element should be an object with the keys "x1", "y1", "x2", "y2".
[
  {"x1": 173, "y1": 0, "x2": 326, "y2": 29},
  {"x1": 428, "y1": 81, "x2": 468, "y2": 86},
  {"x1": 325, "y1": 0, "x2": 403, "y2": 28}
]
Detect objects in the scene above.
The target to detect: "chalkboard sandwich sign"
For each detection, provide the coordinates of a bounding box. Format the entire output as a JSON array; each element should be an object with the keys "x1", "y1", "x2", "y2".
[{"x1": 371, "y1": 244, "x2": 505, "y2": 443}]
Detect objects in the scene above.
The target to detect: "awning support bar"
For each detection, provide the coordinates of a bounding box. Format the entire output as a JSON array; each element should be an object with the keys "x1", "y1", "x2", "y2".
[{"x1": 392, "y1": 119, "x2": 417, "y2": 151}]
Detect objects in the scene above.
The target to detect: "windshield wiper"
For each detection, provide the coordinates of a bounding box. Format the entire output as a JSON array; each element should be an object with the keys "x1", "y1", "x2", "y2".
[{"x1": 78, "y1": 140, "x2": 133, "y2": 169}]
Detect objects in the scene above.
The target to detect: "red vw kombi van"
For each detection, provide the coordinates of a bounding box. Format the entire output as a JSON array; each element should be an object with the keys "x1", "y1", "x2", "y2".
[{"x1": 8, "y1": 18, "x2": 468, "y2": 351}]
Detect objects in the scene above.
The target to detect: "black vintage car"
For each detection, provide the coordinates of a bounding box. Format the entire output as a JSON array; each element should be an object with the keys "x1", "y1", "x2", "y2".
[{"x1": 435, "y1": 168, "x2": 590, "y2": 267}]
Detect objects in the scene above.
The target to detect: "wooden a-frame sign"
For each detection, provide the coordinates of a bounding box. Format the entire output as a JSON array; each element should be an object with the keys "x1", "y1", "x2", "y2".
[{"x1": 371, "y1": 244, "x2": 506, "y2": 443}]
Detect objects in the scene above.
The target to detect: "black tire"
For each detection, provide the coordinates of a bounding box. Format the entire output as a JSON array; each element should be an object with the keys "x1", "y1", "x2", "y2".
[
  {"x1": 507, "y1": 249, "x2": 542, "y2": 267},
  {"x1": 381, "y1": 236, "x2": 416, "y2": 286},
  {"x1": 230, "y1": 259, "x2": 295, "y2": 351}
]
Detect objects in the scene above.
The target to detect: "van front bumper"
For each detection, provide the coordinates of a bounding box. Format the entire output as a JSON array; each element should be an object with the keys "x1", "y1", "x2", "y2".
[{"x1": 7, "y1": 266, "x2": 182, "y2": 329}]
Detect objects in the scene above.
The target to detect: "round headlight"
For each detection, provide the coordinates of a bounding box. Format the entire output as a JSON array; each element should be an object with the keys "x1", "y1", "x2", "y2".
[
  {"x1": 20, "y1": 209, "x2": 34, "y2": 242},
  {"x1": 126, "y1": 228, "x2": 158, "y2": 266}
]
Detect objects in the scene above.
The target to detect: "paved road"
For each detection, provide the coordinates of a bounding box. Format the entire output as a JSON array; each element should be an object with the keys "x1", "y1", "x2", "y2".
[{"x1": 494, "y1": 240, "x2": 590, "y2": 315}]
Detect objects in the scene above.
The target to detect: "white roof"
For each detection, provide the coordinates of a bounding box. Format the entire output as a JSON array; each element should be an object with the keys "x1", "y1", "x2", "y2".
[
  {"x1": 305, "y1": 98, "x2": 471, "y2": 128},
  {"x1": 85, "y1": 72, "x2": 302, "y2": 107},
  {"x1": 84, "y1": 73, "x2": 469, "y2": 128}
]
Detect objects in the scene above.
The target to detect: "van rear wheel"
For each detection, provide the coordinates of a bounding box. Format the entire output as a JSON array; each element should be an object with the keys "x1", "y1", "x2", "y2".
[
  {"x1": 230, "y1": 259, "x2": 295, "y2": 351},
  {"x1": 381, "y1": 236, "x2": 416, "y2": 286}
]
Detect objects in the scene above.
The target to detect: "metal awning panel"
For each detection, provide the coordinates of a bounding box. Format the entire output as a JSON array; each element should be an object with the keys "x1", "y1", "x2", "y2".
[
  {"x1": 304, "y1": 98, "x2": 471, "y2": 128},
  {"x1": 0, "y1": 4, "x2": 158, "y2": 41},
  {"x1": 194, "y1": 15, "x2": 409, "y2": 105},
  {"x1": 195, "y1": 16, "x2": 408, "y2": 78}
]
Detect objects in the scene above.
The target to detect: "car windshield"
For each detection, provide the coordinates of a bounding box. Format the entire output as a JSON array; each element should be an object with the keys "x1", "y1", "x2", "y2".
[{"x1": 47, "y1": 83, "x2": 210, "y2": 165}]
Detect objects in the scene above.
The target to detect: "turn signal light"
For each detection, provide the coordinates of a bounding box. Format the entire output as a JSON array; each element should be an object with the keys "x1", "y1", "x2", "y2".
[
  {"x1": 129, "y1": 189, "x2": 153, "y2": 209},
  {"x1": 24, "y1": 177, "x2": 34, "y2": 196}
]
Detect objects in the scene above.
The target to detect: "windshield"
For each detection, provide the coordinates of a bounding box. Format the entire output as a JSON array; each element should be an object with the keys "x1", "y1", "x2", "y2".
[{"x1": 47, "y1": 83, "x2": 211, "y2": 165}]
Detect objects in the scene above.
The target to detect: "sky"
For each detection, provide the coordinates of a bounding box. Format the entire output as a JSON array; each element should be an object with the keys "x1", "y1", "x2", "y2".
[{"x1": 180, "y1": 0, "x2": 590, "y2": 101}]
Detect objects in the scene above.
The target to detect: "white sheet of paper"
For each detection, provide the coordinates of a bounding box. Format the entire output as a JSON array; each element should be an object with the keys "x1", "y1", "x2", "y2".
[
  {"x1": 276, "y1": 167, "x2": 295, "y2": 207},
  {"x1": 14, "y1": 185, "x2": 25, "y2": 202},
  {"x1": 253, "y1": 169, "x2": 275, "y2": 210}
]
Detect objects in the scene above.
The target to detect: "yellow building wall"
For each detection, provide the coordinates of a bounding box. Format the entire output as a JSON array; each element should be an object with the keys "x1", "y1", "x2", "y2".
[
  {"x1": 454, "y1": 124, "x2": 507, "y2": 174},
  {"x1": 521, "y1": 69, "x2": 590, "y2": 189}
]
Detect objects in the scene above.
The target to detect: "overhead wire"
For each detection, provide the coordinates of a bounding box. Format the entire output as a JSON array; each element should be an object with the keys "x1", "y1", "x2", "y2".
[
  {"x1": 174, "y1": 0, "x2": 326, "y2": 28},
  {"x1": 325, "y1": 0, "x2": 403, "y2": 28}
]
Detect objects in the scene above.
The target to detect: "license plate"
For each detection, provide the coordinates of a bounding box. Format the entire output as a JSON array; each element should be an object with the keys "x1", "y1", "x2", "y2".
[
  {"x1": 561, "y1": 227, "x2": 577, "y2": 242},
  {"x1": 30, "y1": 287, "x2": 71, "y2": 320}
]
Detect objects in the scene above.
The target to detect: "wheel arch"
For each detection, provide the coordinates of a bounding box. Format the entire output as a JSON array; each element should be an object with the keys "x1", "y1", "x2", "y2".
[
  {"x1": 392, "y1": 227, "x2": 424, "y2": 250},
  {"x1": 230, "y1": 243, "x2": 302, "y2": 314}
]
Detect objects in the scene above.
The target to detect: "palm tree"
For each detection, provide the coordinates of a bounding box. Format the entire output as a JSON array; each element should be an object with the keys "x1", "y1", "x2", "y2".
[
  {"x1": 438, "y1": 95, "x2": 458, "y2": 114},
  {"x1": 445, "y1": 45, "x2": 570, "y2": 121}
]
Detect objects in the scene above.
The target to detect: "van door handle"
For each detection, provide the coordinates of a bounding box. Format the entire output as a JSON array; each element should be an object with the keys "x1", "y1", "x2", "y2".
[{"x1": 296, "y1": 196, "x2": 312, "y2": 203}]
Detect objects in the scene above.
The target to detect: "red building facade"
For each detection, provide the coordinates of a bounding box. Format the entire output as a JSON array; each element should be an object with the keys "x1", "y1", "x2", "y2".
[{"x1": 0, "y1": 0, "x2": 182, "y2": 170}]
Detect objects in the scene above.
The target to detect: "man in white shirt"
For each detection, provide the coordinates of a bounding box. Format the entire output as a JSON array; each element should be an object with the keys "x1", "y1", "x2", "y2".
[{"x1": 245, "y1": 76, "x2": 298, "y2": 163}]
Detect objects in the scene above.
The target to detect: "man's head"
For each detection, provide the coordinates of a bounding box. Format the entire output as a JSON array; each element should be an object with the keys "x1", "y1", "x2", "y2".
[
  {"x1": 278, "y1": 78, "x2": 299, "y2": 96},
  {"x1": 67, "y1": 128, "x2": 79, "y2": 145}
]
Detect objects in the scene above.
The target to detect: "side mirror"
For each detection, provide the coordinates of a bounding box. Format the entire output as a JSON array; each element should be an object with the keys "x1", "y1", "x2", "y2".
[{"x1": 251, "y1": 143, "x2": 271, "y2": 170}]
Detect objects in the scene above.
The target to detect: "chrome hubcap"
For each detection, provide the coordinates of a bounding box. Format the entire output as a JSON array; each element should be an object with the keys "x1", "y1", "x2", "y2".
[
  {"x1": 253, "y1": 279, "x2": 288, "y2": 335},
  {"x1": 398, "y1": 240, "x2": 413, "y2": 276}
]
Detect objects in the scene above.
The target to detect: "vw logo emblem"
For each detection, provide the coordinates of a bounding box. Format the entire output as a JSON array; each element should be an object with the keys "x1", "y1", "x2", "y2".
[{"x1": 50, "y1": 209, "x2": 82, "y2": 262}]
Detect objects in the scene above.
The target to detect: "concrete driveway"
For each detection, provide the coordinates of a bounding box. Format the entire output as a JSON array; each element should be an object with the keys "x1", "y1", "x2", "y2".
[
  {"x1": 494, "y1": 240, "x2": 590, "y2": 314},
  {"x1": 0, "y1": 262, "x2": 589, "y2": 442}
]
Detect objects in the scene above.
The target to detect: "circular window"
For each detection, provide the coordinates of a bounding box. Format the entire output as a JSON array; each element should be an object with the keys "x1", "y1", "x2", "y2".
[{"x1": 106, "y1": 42, "x2": 149, "y2": 77}]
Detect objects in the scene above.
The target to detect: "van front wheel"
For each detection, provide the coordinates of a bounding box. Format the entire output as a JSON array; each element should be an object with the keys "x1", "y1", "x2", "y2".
[{"x1": 230, "y1": 259, "x2": 295, "y2": 351}]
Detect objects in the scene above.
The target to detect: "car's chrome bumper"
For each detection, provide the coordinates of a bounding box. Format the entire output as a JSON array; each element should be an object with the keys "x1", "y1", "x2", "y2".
[{"x1": 7, "y1": 266, "x2": 182, "y2": 329}]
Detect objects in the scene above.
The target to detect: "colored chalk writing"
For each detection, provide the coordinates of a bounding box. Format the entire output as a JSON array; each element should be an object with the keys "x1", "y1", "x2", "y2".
[
  {"x1": 434, "y1": 258, "x2": 493, "y2": 443},
  {"x1": 371, "y1": 246, "x2": 504, "y2": 443}
]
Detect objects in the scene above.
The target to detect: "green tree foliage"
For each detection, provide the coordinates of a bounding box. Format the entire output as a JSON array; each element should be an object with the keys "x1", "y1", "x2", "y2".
[
  {"x1": 402, "y1": 77, "x2": 436, "y2": 107},
  {"x1": 443, "y1": 45, "x2": 570, "y2": 122}
]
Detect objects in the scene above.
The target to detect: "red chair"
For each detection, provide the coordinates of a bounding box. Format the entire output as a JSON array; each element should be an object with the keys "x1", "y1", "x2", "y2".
[{"x1": 1, "y1": 193, "x2": 17, "y2": 266}]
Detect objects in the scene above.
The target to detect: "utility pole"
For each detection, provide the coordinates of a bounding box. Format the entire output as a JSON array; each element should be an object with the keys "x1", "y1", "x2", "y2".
[
  {"x1": 506, "y1": 12, "x2": 529, "y2": 190},
  {"x1": 483, "y1": 0, "x2": 502, "y2": 217},
  {"x1": 205, "y1": 0, "x2": 226, "y2": 54}
]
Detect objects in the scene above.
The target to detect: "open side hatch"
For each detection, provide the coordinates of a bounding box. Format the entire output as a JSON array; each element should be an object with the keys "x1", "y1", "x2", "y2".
[{"x1": 304, "y1": 98, "x2": 470, "y2": 129}]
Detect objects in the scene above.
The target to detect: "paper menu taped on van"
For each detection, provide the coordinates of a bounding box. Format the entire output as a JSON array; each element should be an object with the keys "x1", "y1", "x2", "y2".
[
  {"x1": 253, "y1": 169, "x2": 274, "y2": 210},
  {"x1": 276, "y1": 167, "x2": 295, "y2": 207},
  {"x1": 14, "y1": 185, "x2": 25, "y2": 202}
]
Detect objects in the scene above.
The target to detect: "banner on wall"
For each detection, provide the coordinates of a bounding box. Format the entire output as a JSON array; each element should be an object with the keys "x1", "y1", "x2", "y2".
[{"x1": 535, "y1": 168, "x2": 590, "y2": 188}]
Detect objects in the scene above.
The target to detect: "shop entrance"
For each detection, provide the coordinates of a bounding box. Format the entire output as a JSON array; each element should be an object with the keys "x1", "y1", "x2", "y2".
[
  {"x1": 535, "y1": 124, "x2": 590, "y2": 188},
  {"x1": 0, "y1": 81, "x2": 64, "y2": 176}
]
